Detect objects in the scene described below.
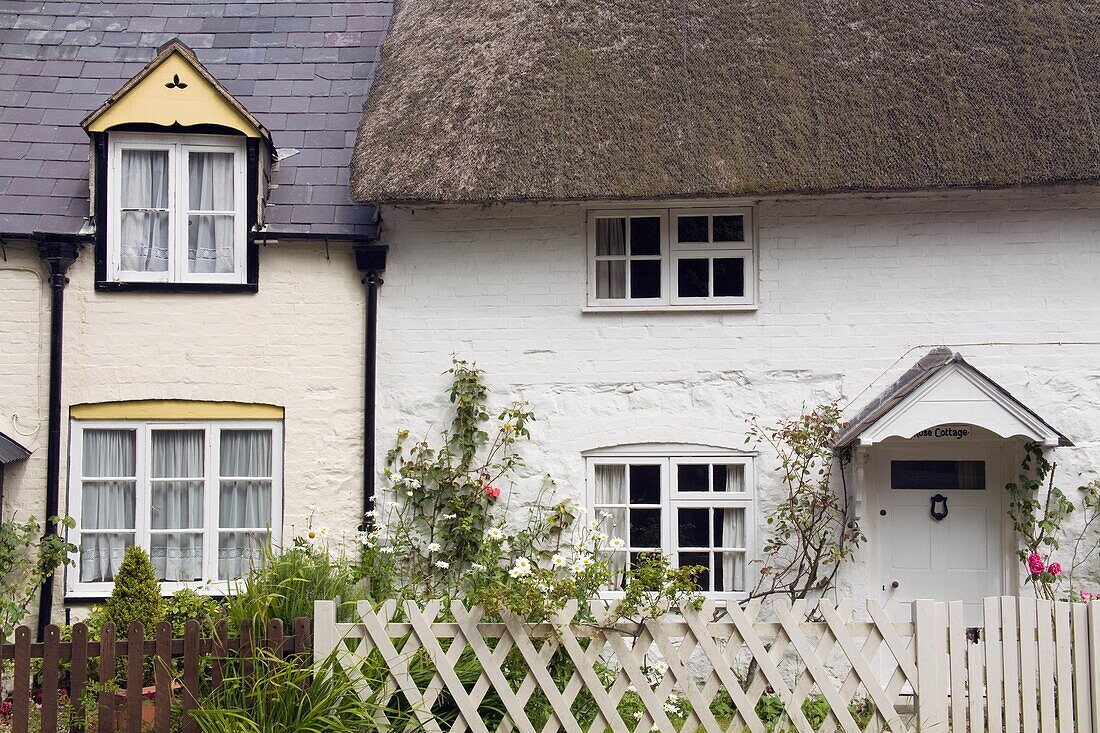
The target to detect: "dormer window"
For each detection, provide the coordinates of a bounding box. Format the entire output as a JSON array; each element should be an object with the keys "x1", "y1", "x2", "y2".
[{"x1": 108, "y1": 133, "x2": 247, "y2": 285}]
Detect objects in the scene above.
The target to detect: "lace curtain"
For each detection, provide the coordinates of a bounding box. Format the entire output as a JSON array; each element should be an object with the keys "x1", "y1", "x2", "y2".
[
  {"x1": 188, "y1": 152, "x2": 235, "y2": 274},
  {"x1": 150, "y1": 430, "x2": 205, "y2": 582},
  {"x1": 119, "y1": 150, "x2": 169, "y2": 272},
  {"x1": 80, "y1": 429, "x2": 137, "y2": 582},
  {"x1": 218, "y1": 430, "x2": 272, "y2": 579}
]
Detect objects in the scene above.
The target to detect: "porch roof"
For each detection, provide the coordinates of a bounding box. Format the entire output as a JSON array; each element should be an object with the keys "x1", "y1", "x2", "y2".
[
  {"x1": 837, "y1": 347, "x2": 1072, "y2": 449},
  {"x1": 0, "y1": 430, "x2": 31, "y2": 465}
]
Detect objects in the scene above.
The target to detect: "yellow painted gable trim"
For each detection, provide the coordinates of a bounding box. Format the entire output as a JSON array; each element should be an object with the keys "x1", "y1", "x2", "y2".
[
  {"x1": 86, "y1": 49, "x2": 263, "y2": 138},
  {"x1": 71, "y1": 401, "x2": 284, "y2": 421}
]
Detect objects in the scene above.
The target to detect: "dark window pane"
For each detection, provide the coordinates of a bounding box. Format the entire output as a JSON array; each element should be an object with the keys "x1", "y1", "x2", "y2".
[
  {"x1": 713, "y1": 464, "x2": 727, "y2": 491},
  {"x1": 679, "y1": 552, "x2": 710, "y2": 591},
  {"x1": 891, "y1": 461, "x2": 986, "y2": 490},
  {"x1": 629, "y1": 464, "x2": 661, "y2": 503},
  {"x1": 677, "y1": 215, "x2": 708, "y2": 243},
  {"x1": 678, "y1": 508, "x2": 709, "y2": 547},
  {"x1": 629, "y1": 508, "x2": 661, "y2": 547},
  {"x1": 677, "y1": 258, "x2": 709, "y2": 298},
  {"x1": 713, "y1": 215, "x2": 744, "y2": 242},
  {"x1": 677, "y1": 463, "x2": 708, "y2": 492},
  {"x1": 629, "y1": 260, "x2": 661, "y2": 299},
  {"x1": 596, "y1": 218, "x2": 626, "y2": 255},
  {"x1": 629, "y1": 217, "x2": 661, "y2": 255},
  {"x1": 713, "y1": 258, "x2": 745, "y2": 297}
]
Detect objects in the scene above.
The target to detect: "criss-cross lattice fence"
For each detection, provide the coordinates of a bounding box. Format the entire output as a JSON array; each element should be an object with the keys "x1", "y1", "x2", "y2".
[{"x1": 314, "y1": 596, "x2": 1100, "y2": 733}]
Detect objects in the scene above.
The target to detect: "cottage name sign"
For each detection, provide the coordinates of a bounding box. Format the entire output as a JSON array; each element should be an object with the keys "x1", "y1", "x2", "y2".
[{"x1": 912, "y1": 425, "x2": 971, "y2": 440}]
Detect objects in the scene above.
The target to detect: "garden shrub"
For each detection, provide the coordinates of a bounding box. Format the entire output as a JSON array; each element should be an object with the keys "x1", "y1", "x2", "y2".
[
  {"x1": 0, "y1": 514, "x2": 76, "y2": 643},
  {"x1": 104, "y1": 546, "x2": 165, "y2": 635}
]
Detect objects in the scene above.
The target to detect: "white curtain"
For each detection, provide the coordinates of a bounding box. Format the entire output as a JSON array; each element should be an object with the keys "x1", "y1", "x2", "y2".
[
  {"x1": 119, "y1": 150, "x2": 169, "y2": 272},
  {"x1": 594, "y1": 464, "x2": 628, "y2": 588},
  {"x1": 80, "y1": 430, "x2": 136, "y2": 582},
  {"x1": 218, "y1": 430, "x2": 272, "y2": 579},
  {"x1": 188, "y1": 152, "x2": 235, "y2": 274},
  {"x1": 595, "y1": 219, "x2": 626, "y2": 298},
  {"x1": 149, "y1": 430, "x2": 204, "y2": 582},
  {"x1": 715, "y1": 507, "x2": 745, "y2": 592}
]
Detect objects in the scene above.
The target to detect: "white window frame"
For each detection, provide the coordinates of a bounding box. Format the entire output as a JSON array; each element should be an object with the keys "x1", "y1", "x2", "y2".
[
  {"x1": 586, "y1": 206, "x2": 756, "y2": 310},
  {"x1": 107, "y1": 132, "x2": 248, "y2": 285},
  {"x1": 584, "y1": 449, "x2": 755, "y2": 601},
  {"x1": 66, "y1": 419, "x2": 283, "y2": 598},
  {"x1": 586, "y1": 209, "x2": 669, "y2": 307}
]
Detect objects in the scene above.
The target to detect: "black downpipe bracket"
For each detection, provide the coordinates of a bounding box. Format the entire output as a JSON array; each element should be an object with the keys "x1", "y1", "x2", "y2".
[
  {"x1": 37, "y1": 241, "x2": 79, "y2": 641},
  {"x1": 354, "y1": 244, "x2": 388, "y2": 530}
]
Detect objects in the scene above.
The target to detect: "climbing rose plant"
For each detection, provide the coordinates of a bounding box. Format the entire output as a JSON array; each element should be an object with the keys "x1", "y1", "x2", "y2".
[
  {"x1": 1006, "y1": 441, "x2": 1100, "y2": 602},
  {"x1": 746, "y1": 403, "x2": 865, "y2": 607},
  {"x1": 356, "y1": 358, "x2": 701, "y2": 621}
]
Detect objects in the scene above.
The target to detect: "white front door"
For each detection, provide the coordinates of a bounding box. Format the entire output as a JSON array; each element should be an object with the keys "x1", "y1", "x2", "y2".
[{"x1": 876, "y1": 443, "x2": 1004, "y2": 624}]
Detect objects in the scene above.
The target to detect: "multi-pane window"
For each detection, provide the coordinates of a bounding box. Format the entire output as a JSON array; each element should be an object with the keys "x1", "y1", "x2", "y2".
[
  {"x1": 587, "y1": 207, "x2": 754, "y2": 308},
  {"x1": 587, "y1": 454, "x2": 754, "y2": 597},
  {"x1": 68, "y1": 420, "x2": 282, "y2": 596},
  {"x1": 108, "y1": 133, "x2": 246, "y2": 285}
]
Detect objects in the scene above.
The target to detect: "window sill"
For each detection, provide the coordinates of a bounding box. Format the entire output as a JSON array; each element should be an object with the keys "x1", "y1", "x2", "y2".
[
  {"x1": 582, "y1": 304, "x2": 759, "y2": 314},
  {"x1": 95, "y1": 281, "x2": 258, "y2": 294}
]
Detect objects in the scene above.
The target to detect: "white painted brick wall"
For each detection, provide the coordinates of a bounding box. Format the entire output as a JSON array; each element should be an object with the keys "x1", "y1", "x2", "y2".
[{"x1": 2, "y1": 241, "x2": 366, "y2": 620}]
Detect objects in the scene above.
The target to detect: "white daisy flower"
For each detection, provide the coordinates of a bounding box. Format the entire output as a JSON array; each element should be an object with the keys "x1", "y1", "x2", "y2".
[
  {"x1": 653, "y1": 661, "x2": 668, "y2": 676},
  {"x1": 356, "y1": 532, "x2": 373, "y2": 546},
  {"x1": 427, "y1": 542, "x2": 442, "y2": 553},
  {"x1": 592, "y1": 531, "x2": 608, "y2": 543},
  {"x1": 582, "y1": 556, "x2": 595, "y2": 568},
  {"x1": 626, "y1": 684, "x2": 637, "y2": 693},
  {"x1": 570, "y1": 561, "x2": 585, "y2": 574},
  {"x1": 441, "y1": 513, "x2": 457, "y2": 520},
  {"x1": 508, "y1": 566, "x2": 524, "y2": 579},
  {"x1": 406, "y1": 478, "x2": 422, "y2": 490},
  {"x1": 435, "y1": 560, "x2": 450, "y2": 569},
  {"x1": 471, "y1": 563, "x2": 486, "y2": 571},
  {"x1": 511, "y1": 557, "x2": 532, "y2": 576},
  {"x1": 406, "y1": 491, "x2": 414, "y2": 497},
  {"x1": 589, "y1": 520, "x2": 601, "y2": 530},
  {"x1": 633, "y1": 711, "x2": 643, "y2": 720},
  {"x1": 380, "y1": 546, "x2": 396, "y2": 554},
  {"x1": 485, "y1": 527, "x2": 504, "y2": 540},
  {"x1": 551, "y1": 554, "x2": 568, "y2": 568},
  {"x1": 364, "y1": 509, "x2": 377, "y2": 518},
  {"x1": 599, "y1": 511, "x2": 613, "y2": 519},
  {"x1": 608, "y1": 537, "x2": 626, "y2": 549}
]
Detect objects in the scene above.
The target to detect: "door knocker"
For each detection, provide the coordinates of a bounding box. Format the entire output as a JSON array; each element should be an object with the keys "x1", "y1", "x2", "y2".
[{"x1": 930, "y1": 494, "x2": 948, "y2": 521}]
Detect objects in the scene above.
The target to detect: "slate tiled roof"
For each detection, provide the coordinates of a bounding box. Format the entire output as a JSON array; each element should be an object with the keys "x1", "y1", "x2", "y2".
[
  {"x1": 836, "y1": 347, "x2": 1072, "y2": 448},
  {"x1": 0, "y1": 0, "x2": 392, "y2": 237}
]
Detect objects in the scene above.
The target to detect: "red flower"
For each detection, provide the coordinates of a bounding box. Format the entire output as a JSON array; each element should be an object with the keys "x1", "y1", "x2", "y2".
[
  {"x1": 1049, "y1": 562, "x2": 1062, "y2": 576},
  {"x1": 484, "y1": 484, "x2": 501, "y2": 499},
  {"x1": 1027, "y1": 552, "x2": 1045, "y2": 576}
]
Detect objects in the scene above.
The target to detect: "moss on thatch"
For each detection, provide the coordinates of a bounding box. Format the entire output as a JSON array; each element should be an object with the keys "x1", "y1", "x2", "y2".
[{"x1": 350, "y1": 0, "x2": 1100, "y2": 204}]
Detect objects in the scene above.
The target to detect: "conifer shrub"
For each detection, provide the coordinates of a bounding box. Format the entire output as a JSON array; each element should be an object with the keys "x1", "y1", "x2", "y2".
[{"x1": 104, "y1": 546, "x2": 165, "y2": 636}]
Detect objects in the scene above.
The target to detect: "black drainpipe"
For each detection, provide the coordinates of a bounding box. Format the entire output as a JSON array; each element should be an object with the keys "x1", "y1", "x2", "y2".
[
  {"x1": 354, "y1": 244, "x2": 388, "y2": 529},
  {"x1": 37, "y1": 241, "x2": 79, "y2": 641}
]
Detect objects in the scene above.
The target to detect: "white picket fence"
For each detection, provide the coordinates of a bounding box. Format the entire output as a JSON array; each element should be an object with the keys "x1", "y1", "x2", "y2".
[{"x1": 314, "y1": 596, "x2": 1100, "y2": 732}]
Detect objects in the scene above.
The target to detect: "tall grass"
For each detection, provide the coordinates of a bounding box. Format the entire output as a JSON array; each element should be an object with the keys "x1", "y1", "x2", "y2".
[
  {"x1": 224, "y1": 539, "x2": 371, "y2": 629},
  {"x1": 189, "y1": 649, "x2": 404, "y2": 733}
]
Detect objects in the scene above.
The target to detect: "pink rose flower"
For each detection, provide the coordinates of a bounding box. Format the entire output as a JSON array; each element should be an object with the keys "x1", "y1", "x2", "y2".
[
  {"x1": 1080, "y1": 590, "x2": 1092, "y2": 602},
  {"x1": 1049, "y1": 562, "x2": 1062, "y2": 576},
  {"x1": 484, "y1": 484, "x2": 501, "y2": 499},
  {"x1": 1027, "y1": 552, "x2": 1045, "y2": 576}
]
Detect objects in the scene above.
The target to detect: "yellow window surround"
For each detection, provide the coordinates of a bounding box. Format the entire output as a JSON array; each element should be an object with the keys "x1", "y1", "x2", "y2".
[
  {"x1": 82, "y1": 39, "x2": 268, "y2": 140},
  {"x1": 70, "y1": 400, "x2": 283, "y2": 421}
]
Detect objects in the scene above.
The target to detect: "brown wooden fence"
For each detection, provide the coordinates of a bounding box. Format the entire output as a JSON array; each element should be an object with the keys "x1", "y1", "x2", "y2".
[{"x1": 0, "y1": 617, "x2": 311, "y2": 733}]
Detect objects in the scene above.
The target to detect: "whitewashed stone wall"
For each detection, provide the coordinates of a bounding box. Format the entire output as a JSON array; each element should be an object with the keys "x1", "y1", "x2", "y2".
[{"x1": 374, "y1": 185, "x2": 1100, "y2": 600}]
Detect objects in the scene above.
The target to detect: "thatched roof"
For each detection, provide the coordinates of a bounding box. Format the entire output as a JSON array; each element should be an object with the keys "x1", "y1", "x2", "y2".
[{"x1": 350, "y1": 0, "x2": 1100, "y2": 204}]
